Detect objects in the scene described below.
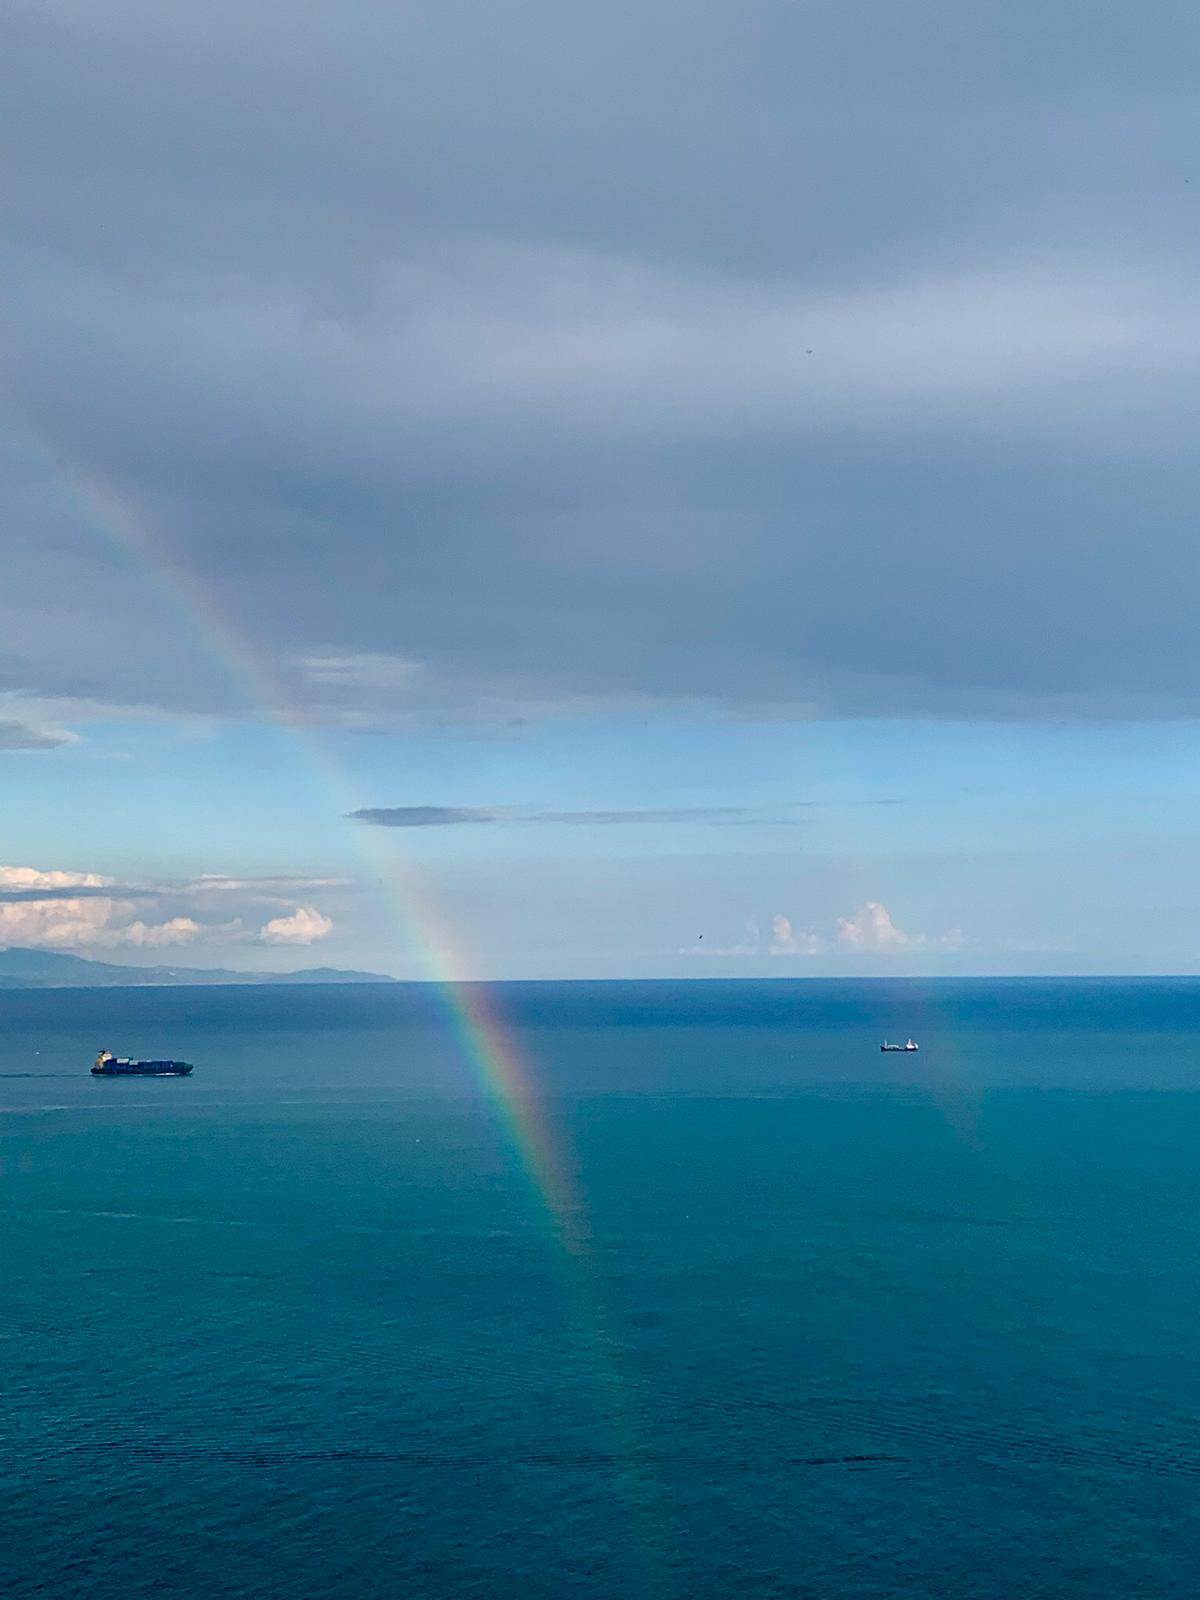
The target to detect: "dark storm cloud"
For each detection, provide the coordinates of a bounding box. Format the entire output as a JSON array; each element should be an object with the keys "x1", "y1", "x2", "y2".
[{"x1": 3, "y1": 1, "x2": 1200, "y2": 728}]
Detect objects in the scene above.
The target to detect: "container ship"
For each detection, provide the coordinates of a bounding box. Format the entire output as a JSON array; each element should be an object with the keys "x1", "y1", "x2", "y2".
[{"x1": 92, "y1": 1049, "x2": 194, "y2": 1077}]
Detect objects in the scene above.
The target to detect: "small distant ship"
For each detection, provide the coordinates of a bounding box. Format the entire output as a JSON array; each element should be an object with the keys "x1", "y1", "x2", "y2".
[
  {"x1": 880, "y1": 1039, "x2": 919, "y2": 1053},
  {"x1": 91, "y1": 1049, "x2": 194, "y2": 1078}
]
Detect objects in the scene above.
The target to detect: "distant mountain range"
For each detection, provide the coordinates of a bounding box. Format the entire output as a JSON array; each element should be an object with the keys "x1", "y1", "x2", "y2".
[{"x1": 0, "y1": 948, "x2": 395, "y2": 988}]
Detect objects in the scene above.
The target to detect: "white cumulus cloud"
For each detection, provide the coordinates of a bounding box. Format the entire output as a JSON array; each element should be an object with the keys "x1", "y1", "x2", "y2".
[
  {"x1": 0, "y1": 895, "x2": 204, "y2": 950},
  {"x1": 0, "y1": 864, "x2": 235, "y2": 951},
  {"x1": 834, "y1": 901, "x2": 964, "y2": 954},
  {"x1": 0, "y1": 864, "x2": 111, "y2": 890},
  {"x1": 0, "y1": 896, "x2": 114, "y2": 949},
  {"x1": 688, "y1": 901, "x2": 965, "y2": 962},
  {"x1": 835, "y1": 901, "x2": 912, "y2": 951},
  {"x1": 121, "y1": 917, "x2": 202, "y2": 948},
  {"x1": 768, "y1": 914, "x2": 823, "y2": 955},
  {"x1": 258, "y1": 906, "x2": 334, "y2": 945}
]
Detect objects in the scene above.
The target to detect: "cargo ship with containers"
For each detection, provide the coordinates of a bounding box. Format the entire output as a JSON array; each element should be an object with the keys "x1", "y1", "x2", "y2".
[{"x1": 91, "y1": 1049, "x2": 194, "y2": 1077}]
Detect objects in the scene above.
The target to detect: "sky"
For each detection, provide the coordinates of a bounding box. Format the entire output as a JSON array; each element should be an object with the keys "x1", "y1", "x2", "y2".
[{"x1": 2, "y1": 0, "x2": 1199, "y2": 978}]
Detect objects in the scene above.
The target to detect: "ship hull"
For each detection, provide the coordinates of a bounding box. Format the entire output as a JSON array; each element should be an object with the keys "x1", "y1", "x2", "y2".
[{"x1": 91, "y1": 1063, "x2": 194, "y2": 1077}]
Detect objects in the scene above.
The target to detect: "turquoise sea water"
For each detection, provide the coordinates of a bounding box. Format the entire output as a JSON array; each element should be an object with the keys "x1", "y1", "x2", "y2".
[{"x1": 3, "y1": 978, "x2": 1200, "y2": 1598}]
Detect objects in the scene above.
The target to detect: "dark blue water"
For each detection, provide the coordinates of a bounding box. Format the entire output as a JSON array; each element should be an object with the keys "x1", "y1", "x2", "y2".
[{"x1": 4, "y1": 979, "x2": 1200, "y2": 1598}]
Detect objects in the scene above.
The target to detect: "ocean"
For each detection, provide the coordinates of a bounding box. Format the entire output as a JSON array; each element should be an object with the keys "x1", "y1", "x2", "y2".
[{"x1": 3, "y1": 978, "x2": 1200, "y2": 1598}]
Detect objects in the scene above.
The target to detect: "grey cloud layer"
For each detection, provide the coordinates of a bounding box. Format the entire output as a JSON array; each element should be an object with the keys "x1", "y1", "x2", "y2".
[
  {"x1": 0, "y1": 719, "x2": 77, "y2": 750},
  {"x1": 0, "y1": 884, "x2": 158, "y2": 903},
  {"x1": 349, "y1": 805, "x2": 764, "y2": 828},
  {"x1": 4, "y1": 2, "x2": 1199, "y2": 729}
]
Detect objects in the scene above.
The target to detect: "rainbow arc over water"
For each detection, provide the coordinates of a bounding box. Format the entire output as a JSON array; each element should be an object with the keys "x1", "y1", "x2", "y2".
[
  {"x1": 62, "y1": 465, "x2": 589, "y2": 1249},
  {"x1": 62, "y1": 465, "x2": 677, "y2": 1588}
]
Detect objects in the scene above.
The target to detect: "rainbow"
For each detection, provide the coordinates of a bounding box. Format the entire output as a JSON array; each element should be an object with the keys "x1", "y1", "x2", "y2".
[
  {"x1": 56, "y1": 461, "x2": 674, "y2": 1589},
  {"x1": 63, "y1": 465, "x2": 590, "y2": 1247}
]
